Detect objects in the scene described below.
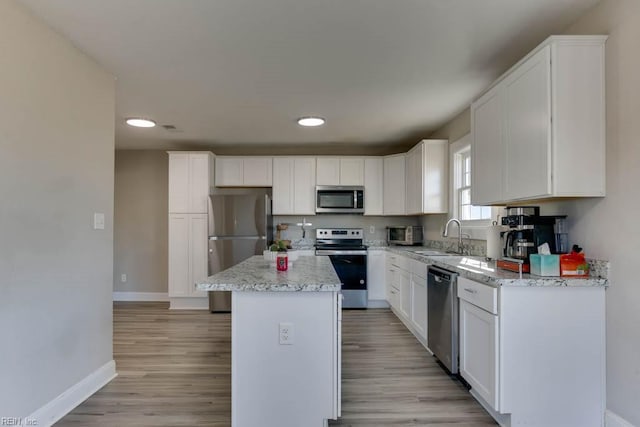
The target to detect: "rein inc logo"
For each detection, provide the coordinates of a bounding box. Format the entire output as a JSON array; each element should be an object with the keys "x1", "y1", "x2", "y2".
[{"x1": 1, "y1": 418, "x2": 37, "y2": 426}]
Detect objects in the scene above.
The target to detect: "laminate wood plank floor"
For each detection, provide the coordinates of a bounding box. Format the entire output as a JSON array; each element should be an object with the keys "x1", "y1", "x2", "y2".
[{"x1": 56, "y1": 302, "x2": 496, "y2": 427}]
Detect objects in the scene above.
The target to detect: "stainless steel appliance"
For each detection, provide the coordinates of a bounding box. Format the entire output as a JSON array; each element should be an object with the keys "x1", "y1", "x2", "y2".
[
  {"x1": 208, "y1": 189, "x2": 273, "y2": 312},
  {"x1": 315, "y1": 228, "x2": 367, "y2": 308},
  {"x1": 427, "y1": 265, "x2": 459, "y2": 374},
  {"x1": 387, "y1": 225, "x2": 424, "y2": 246},
  {"x1": 315, "y1": 186, "x2": 364, "y2": 214}
]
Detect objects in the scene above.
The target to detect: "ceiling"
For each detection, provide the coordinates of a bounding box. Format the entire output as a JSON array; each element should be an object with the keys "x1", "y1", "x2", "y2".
[{"x1": 20, "y1": 0, "x2": 600, "y2": 153}]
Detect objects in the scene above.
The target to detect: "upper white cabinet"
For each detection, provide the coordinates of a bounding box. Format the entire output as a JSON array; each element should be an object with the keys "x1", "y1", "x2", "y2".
[
  {"x1": 272, "y1": 157, "x2": 316, "y2": 215},
  {"x1": 364, "y1": 157, "x2": 384, "y2": 215},
  {"x1": 471, "y1": 36, "x2": 607, "y2": 205},
  {"x1": 383, "y1": 154, "x2": 406, "y2": 215},
  {"x1": 405, "y1": 139, "x2": 448, "y2": 215},
  {"x1": 168, "y1": 152, "x2": 214, "y2": 214},
  {"x1": 316, "y1": 157, "x2": 364, "y2": 186},
  {"x1": 215, "y1": 156, "x2": 272, "y2": 187}
]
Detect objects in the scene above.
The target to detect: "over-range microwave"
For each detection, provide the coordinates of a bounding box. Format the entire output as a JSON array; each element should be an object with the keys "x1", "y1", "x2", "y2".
[
  {"x1": 387, "y1": 226, "x2": 424, "y2": 246},
  {"x1": 315, "y1": 186, "x2": 364, "y2": 214}
]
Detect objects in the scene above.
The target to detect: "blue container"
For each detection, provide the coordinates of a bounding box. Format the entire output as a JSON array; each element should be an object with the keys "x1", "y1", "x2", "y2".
[{"x1": 530, "y1": 254, "x2": 560, "y2": 277}]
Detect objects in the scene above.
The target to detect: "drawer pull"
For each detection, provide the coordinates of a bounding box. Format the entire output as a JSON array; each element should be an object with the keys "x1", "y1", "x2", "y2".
[{"x1": 463, "y1": 288, "x2": 478, "y2": 294}]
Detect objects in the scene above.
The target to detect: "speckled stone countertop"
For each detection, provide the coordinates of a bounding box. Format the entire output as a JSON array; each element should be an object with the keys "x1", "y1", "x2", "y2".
[
  {"x1": 382, "y1": 246, "x2": 609, "y2": 288},
  {"x1": 196, "y1": 255, "x2": 341, "y2": 292}
]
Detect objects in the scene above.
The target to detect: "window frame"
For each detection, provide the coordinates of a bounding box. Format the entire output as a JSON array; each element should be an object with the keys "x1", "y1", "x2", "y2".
[{"x1": 449, "y1": 133, "x2": 502, "y2": 240}]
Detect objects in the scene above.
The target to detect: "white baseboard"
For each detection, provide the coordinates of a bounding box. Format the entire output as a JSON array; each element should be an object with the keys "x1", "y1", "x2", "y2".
[
  {"x1": 367, "y1": 299, "x2": 390, "y2": 309},
  {"x1": 607, "y1": 410, "x2": 636, "y2": 427},
  {"x1": 28, "y1": 360, "x2": 117, "y2": 427},
  {"x1": 113, "y1": 292, "x2": 168, "y2": 302},
  {"x1": 169, "y1": 297, "x2": 209, "y2": 310}
]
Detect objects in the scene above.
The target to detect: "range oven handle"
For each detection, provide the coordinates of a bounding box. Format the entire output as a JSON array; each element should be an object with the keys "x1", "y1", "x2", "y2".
[{"x1": 315, "y1": 250, "x2": 368, "y2": 256}]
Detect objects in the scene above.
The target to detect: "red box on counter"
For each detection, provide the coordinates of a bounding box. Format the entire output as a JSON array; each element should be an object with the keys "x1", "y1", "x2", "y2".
[{"x1": 559, "y1": 253, "x2": 590, "y2": 277}]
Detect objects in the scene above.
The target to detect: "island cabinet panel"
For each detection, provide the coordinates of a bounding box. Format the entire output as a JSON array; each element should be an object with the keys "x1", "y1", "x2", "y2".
[
  {"x1": 232, "y1": 291, "x2": 341, "y2": 427},
  {"x1": 471, "y1": 36, "x2": 606, "y2": 205}
]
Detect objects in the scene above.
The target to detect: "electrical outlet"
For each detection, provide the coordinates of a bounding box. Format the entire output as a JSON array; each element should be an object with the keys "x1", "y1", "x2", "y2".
[
  {"x1": 369, "y1": 225, "x2": 375, "y2": 234},
  {"x1": 120, "y1": 274, "x2": 127, "y2": 283},
  {"x1": 279, "y1": 322, "x2": 294, "y2": 345},
  {"x1": 93, "y1": 213, "x2": 105, "y2": 230}
]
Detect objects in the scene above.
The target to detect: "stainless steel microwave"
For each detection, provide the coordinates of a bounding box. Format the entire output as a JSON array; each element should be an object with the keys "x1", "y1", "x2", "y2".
[
  {"x1": 387, "y1": 226, "x2": 424, "y2": 246},
  {"x1": 315, "y1": 186, "x2": 364, "y2": 214}
]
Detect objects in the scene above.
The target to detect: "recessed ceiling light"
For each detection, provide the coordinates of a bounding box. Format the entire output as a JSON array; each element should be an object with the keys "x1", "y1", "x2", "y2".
[
  {"x1": 297, "y1": 117, "x2": 325, "y2": 127},
  {"x1": 126, "y1": 118, "x2": 156, "y2": 128}
]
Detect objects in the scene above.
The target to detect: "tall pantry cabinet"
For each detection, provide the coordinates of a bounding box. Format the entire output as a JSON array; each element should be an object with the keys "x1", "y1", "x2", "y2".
[{"x1": 167, "y1": 152, "x2": 215, "y2": 309}]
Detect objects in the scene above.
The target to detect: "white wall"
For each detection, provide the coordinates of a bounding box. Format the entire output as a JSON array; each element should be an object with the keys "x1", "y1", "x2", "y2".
[
  {"x1": 114, "y1": 150, "x2": 168, "y2": 293},
  {"x1": 0, "y1": 0, "x2": 115, "y2": 419}
]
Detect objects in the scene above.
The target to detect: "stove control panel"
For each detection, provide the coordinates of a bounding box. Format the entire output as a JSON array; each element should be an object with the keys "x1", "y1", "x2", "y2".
[{"x1": 316, "y1": 228, "x2": 363, "y2": 239}]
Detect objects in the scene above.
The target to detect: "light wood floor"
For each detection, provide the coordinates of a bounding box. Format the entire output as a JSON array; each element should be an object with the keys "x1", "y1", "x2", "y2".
[{"x1": 56, "y1": 302, "x2": 496, "y2": 426}]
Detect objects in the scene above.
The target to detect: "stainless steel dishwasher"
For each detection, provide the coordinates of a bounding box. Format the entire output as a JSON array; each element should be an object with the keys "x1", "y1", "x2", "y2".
[{"x1": 427, "y1": 265, "x2": 460, "y2": 374}]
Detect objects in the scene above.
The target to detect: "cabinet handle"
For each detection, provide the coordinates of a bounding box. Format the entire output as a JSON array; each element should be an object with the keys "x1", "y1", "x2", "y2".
[
  {"x1": 389, "y1": 269, "x2": 396, "y2": 272},
  {"x1": 463, "y1": 288, "x2": 478, "y2": 294}
]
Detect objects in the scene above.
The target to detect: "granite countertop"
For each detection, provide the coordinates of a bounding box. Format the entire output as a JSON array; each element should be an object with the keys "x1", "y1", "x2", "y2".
[
  {"x1": 196, "y1": 255, "x2": 341, "y2": 292},
  {"x1": 384, "y1": 246, "x2": 609, "y2": 288}
]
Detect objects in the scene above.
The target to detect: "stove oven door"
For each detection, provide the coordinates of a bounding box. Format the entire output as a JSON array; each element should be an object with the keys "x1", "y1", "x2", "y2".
[{"x1": 320, "y1": 252, "x2": 367, "y2": 309}]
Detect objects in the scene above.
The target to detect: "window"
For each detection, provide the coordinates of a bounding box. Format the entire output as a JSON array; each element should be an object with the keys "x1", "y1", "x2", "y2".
[
  {"x1": 449, "y1": 134, "x2": 500, "y2": 239},
  {"x1": 454, "y1": 147, "x2": 492, "y2": 221}
]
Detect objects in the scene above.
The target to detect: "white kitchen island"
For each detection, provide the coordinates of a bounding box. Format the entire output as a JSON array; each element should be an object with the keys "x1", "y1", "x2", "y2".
[{"x1": 197, "y1": 255, "x2": 342, "y2": 427}]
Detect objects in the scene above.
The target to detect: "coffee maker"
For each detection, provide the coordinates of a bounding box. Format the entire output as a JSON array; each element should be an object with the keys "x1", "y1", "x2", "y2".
[{"x1": 499, "y1": 206, "x2": 566, "y2": 273}]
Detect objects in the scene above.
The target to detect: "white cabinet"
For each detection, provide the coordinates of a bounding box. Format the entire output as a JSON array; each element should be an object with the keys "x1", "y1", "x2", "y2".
[
  {"x1": 363, "y1": 157, "x2": 383, "y2": 215},
  {"x1": 409, "y1": 261, "x2": 428, "y2": 341},
  {"x1": 459, "y1": 299, "x2": 499, "y2": 410},
  {"x1": 215, "y1": 156, "x2": 272, "y2": 187},
  {"x1": 272, "y1": 157, "x2": 316, "y2": 215},
  {"x1": 399, "y1": 269, "x2": 411, "y2": 319},
  {"x1": 168, "y1": 152, "x2": 214, "y2": 214},
  {"x1": 405, "y1": 139, "x2": 448, "y2": 215},
  {"x1": 383, "y1": 154, "x2": 406, "y2": 215},
  {"x1": 316, "y1": 157, "x2": 364, "y2": 186},
  {"x1": 168, "y1": 213, "x2": 208, "y2": 299},
  {"x1": 367, "y1": 250, "x2": 387, "y2": 307},
  {"x1": 458, "y1": 276, "x2": 605, "y2": 426},
  {"x1": 471, "y1": 36, "x2": 606, "y2": 205}
]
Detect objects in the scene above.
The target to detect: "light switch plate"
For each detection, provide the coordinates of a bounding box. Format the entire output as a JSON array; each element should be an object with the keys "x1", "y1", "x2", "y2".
[{"x1": 93, "y1": 213, "x2": 105, "y2": 230}]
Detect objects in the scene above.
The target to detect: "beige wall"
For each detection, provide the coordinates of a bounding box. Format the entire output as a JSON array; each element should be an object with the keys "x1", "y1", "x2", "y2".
[
  {"x1": 0, "y1": 0, "x2": 115, "y2": 419},
  {"x1": 114, "y1": 151, "x2": 168, "y2": 293},
  {"x1": 423, "y1": 1, "x2": 640, "y2": 423}
]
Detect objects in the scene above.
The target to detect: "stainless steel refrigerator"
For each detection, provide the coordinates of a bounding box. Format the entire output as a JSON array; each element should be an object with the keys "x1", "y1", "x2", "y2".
[{"x1": 208, "y1": 189, "x2": 273, "y2": 312}]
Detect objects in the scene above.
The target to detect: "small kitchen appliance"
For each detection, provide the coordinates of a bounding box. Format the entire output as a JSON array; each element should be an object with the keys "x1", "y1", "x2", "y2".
[
  {"x1": 315, "y1": 186, "x2": 364, "y2": 214},
  {"x1": 387, "y1": 225, "x2": 424, "y2": 246},
  {"x1": 498, "y1": 206, "x2": 566, "y2": 273},
  {"x1": 315, "y1": 228, "x2": 367, "y2": 308}
]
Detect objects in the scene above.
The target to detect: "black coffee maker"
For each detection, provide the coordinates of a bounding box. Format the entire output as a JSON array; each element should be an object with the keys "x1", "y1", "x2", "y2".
[{"x1": 500, "y1": 206, "x2": 565, "y2": 271}]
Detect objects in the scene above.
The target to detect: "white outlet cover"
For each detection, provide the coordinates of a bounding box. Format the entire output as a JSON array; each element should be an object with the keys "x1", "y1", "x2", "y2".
[
  {"x1": 93, "y1": 213, "x2": 105, "y2": 230},
  {"x1": 279, "y1": 322, "x2": 294, "y2": 345}
]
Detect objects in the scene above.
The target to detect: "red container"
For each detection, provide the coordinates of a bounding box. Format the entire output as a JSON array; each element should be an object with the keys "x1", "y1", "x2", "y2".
[
  {"x1": 559, "y1": 252, "x2": 590, "y2": 277},
  {"x1": 276, "y1": 252, "x2": 288, "y2": 271}
]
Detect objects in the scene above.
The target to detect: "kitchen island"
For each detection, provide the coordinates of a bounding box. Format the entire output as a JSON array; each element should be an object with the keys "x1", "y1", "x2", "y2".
[{"x1": 197, "y1": 255, "x2": 342, "y2": 427}]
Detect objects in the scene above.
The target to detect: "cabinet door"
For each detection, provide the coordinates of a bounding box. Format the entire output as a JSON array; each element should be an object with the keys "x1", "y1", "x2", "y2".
[
  {"x1": 168, "y1": 214, "x2": 190, "y2": 297},
  {"x1": 293, "y1": 157, "x2": 316, "y2": 215},
  {"x1": 316, "y1": 157, "x2": 340, "y2": 186},
  {"x1": 189, "y1": 154, "x2": 211, "y2": 213},
  {"x1": 399, "y1": 269, "x2": 411, "y2": 319},
  {"x1": 503, "y1": 46, "x2": 552, "y2": 201},
  {"x1": 471, "y1": 87, "x2": 504, "y2": 205},
  {"x1": 422, "y1": 140, "x2": 448, "y2": 213},
  {"x1": 340, "y1": 158, "x2": 364, "y2": 186},
  {"x1": 364, "y1": 158, "x2": 383, "y2": 215},
  {"x1": 272, "y1": 157, "x2": 294, "y2": 214},
  {"x1": 459, "y1": 300, "x2": 499, "y2": 411},
  {"x1": 243, "y1": 157, "x2": 273, "y2": 186},
  {"x1": 386, "y1": 268, "x2": 400, "y2": 309},
  {"x1": 367, "y1": 250, "x2": 386, "y2": 301},
  {"x1": 168, "y1": 153, "x2": 189, "y2": 213},
  {"x1": 410, "y1": 275, "x2": 428, "y2": 341},
  {"x1": 189, "y1": 214, "x2": 208, "y2": 297},
  {"x1": 405, "y1": 146, "x2": 422, "y2": 215},
  {"x1": 215, "y1": 157, "x2": 244, "y2": 187},
  {"x1": 383, "y1": 155, "x2": 406, "y2": 215}
]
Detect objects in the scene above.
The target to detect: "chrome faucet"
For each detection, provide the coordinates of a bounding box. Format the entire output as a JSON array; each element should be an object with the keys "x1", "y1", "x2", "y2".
[
  {"x1": 443, "y1": 218, "x2": 464, "y2": 254},
  {"x1": 296, "y1": 217, "x2": 313, "y2": 238}
]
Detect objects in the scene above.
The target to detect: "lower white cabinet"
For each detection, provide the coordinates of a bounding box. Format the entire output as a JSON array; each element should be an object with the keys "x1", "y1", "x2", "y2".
[
  {"x1": 367, "y1": 250, "x2": 388, "y2": 307},
  {"x1": 410, "y1": 274, "x2": 427, "y2": 341},
  {"x1": 399, "y1": 269, "x2": 411, "y2": 319},
  {"x1": 459, "y1": 299, "x2": 499, "y2": 410},
  {"x1": 168, "y1": 213, "x2": 208, "y2": 301}
]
